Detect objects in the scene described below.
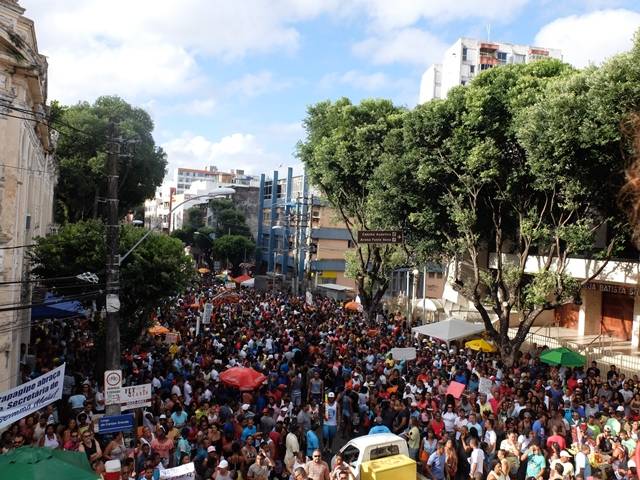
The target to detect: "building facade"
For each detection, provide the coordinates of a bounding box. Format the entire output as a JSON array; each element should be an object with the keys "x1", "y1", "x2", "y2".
[
  {"x1": 419, "y1": 37, "x2": 562, "y2": 103},
  {"x1": 256, "y1": 167, "x2": 357, "y2": 293},
  {"x1": 174, "y1": 166, "x2": 258, "y2": 194},
  {"x1": 0, "y1": 0, "x2": 56, "y2": 390}
]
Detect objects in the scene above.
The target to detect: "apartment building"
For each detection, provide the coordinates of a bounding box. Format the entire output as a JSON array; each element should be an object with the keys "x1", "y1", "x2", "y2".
[
  {"x1": 174, "y1": 166, "x2": 258, "y2": 194},
  {"x1": 419, "y1": 37, "x2": 562, "y2": 103}
]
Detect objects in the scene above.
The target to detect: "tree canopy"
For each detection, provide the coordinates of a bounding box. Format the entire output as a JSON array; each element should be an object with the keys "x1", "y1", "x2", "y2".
[
  {"x1": 29, "y1": 220, "x2": 194, "y2": 344},
  {"x1": 297, "y1": 98, "x2": 409, "y2": 319},
  {"x1": 53, "y1": 96, "x2": 167, "y2": 223}
]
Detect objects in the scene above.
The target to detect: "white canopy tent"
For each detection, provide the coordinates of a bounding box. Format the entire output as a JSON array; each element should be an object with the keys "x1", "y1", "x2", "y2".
[
  {"x1": 412, "y1": 317, "x2": 485, "y2": 343},
  {"x1": 241, "y1": 278, "x2": 255, "y2": 288}
]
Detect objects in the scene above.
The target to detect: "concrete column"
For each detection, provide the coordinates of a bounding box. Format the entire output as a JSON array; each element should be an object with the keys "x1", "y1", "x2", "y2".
[{"x1": 632, "y1": 295, "x2": 640, "y2": 348}]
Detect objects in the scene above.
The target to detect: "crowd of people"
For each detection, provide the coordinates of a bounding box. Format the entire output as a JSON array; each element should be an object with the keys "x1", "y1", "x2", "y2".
[{"x1": 2, "y1": 275, "x2": 640, "y2": 480}]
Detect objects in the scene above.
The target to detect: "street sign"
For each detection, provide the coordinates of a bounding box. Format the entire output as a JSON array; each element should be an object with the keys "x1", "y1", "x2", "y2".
[
  {"x1": 121, "y1": 399, "x2": 151, "y2": 411},
  {"x1": 104, "y1": 370, "x2": 122, "y2": 406},
  {"x1": 357, "y1": 230, "x2": 403, "y2": 244},
  {"x1": 120, "y1": 384, "x2": 151, "y2": 404},
  {"x1": 98, "y1": 413, "x2": 134, "y2": 434},
  {"x1": 202, "y1": 303, "x2": 212, "y2": 324}
]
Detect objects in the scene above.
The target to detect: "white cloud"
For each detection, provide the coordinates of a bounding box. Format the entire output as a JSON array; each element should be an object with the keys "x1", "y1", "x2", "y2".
[
  {"x1": 22, "y1": 0, "x2": 337, "y2": 103},
  {"x1": 534, "y1": 9, "x2": 640, "y2": 68},
  {"x1": 353, "y1": 28, "x2": 449, "y2": 66},
  {"x1": 174, "y1": 98, "x2": 217, "y2": 116},
  {"x1": 321, "y1": 70, "x2": 392, "y2": 91},
  {"x1": 227, "y1": 71, "x2": 293, "y2": 98},
  {"x1": 162, "y1": 132, "x2": 281, "y2": 174},
  {"x1": 352, "y1": 0, "x2": 529, "y2": 30}
]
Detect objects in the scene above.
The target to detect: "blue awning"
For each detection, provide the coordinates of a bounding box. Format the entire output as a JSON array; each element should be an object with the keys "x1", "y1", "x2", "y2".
[{"x1": 31, "y1": 293, "x2": 86, "y2": 320}]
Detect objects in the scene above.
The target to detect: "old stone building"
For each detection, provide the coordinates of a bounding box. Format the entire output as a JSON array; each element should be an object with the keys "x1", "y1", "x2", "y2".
[{"x1": 0, "y1": 0, "x2": 56, "y2": 390}]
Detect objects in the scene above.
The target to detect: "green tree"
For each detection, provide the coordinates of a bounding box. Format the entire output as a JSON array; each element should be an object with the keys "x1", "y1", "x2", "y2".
[
  {"x1": 208, "y1": 199, "x2": 252, "y2": 238},
  {"x1": 53, "y1": 96, "x2": 167, "y2": 223},
  {"x1": 183, "y1": 207, "x2": 205, "y2": 230},
  {"x1": 211, "y1": 235, "x2": 256, "y2": 271},
  {"x1": 29, "y1": 220, "x2": 194, "y2": 344},
  {"x1": 399, "y1": 57, "x2": 633, "y2": 363},
  {"x1": 297, "y1": 98, "x2": 408, "y2": 319}
]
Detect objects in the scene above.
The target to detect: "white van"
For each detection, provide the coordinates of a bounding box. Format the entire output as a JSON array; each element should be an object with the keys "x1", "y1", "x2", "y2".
[{"x1": 331, "y1": 433, "x2": 410, "y2": 479}]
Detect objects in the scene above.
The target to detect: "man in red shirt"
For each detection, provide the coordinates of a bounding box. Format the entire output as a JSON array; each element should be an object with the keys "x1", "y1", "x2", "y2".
[{"x1": 546, "y1": 425, "x2": 566, "y2": 452}]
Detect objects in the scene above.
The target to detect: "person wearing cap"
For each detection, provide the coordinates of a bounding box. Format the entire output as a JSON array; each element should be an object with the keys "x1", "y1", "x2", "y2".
[
  {"x1": 323, "y1": 393, "x2": 338, "y2": 453},
  {"x1": 558, "y1": 450, "x2": 575, "y2": 477},
  {"x1": 214, "y1": 459, "x2": 233, "y2": 480},
  {"x1": 368, "y1": 416, "x2": 390, "y2": 435}
]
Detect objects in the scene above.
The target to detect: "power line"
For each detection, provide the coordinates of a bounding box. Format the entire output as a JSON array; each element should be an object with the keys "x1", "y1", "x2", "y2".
[
  {"x1": 0, "y1": 273, "x2": 101, "y2": 286},
  {"x1": 0, "y1": 291, "x2": 102, "y2": 313},
  {"x1": 0, "y1": 243, "x2": 37, "y2": 250}
]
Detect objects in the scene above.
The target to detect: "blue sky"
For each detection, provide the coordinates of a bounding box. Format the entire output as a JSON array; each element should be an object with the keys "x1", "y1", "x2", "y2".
[{"x1": 22, "y1": 0, "x2": 640, "y2": 178}]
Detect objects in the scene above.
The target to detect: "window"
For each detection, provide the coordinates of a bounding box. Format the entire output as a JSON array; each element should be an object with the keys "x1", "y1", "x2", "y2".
[
  {"x1": 469, "y1": 65, "x2": 475, "y2": 74},
  {"x1": 461, "y1": 80, "x2": 466, "y2": 86},
  {"x1": 428, "y1": 272, "x2": 436, "y2": 278},
  {"x1": 436, "y1": 272, "x2": 443, "y2": 279},
  {"x1": 513, "y1": 54, "x2": 526, "y2": 64},
  {"x1": 462, "y1": 46, "x2": 468, "y2": 61},
  {"x1": 370, "y1": 444, "x2": 400, "y2": 461},
  {"x1": 347, "y1": 240, "x2": 355, "y2": 249},
  {"x1": 341, "y1": 445, "x2": 360, "y2": 466},
  {"x1": 497, "y1": 51, "x2": 507, "y2": 63},
  {"x1": 480, "y1": 64, "x2": 492, "y2": 71}
]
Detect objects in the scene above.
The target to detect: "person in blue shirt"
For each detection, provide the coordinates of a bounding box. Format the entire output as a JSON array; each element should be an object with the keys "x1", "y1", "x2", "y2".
[
  {"x1": 369, "y1": 417, "x2": 391, "y2": 434},
  {"x1": 306, "y1": 424, "x2": 320, "y2": 458},
  {"x1": 241, "y1": 417, "x2": 257, "y2": 442},
  {"x1": 171, "y1": 404, "x2": 188, "y2": 428},
  {"x1": 426, "y1": 442, "x2": 446, "y2": 480}
]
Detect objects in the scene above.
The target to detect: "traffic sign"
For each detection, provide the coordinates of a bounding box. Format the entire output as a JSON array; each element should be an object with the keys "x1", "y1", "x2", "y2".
[
  {"x1": 357, "y1": 230, "x2": 403, "y2": 244},
  {"x1": 104, "y1": 370, "x2": 122, "y2": 405},
  {"x1": 98, "y1": 413, "x2": 134, "y2": 434},
  {"x1": 120, "y1": 383, "x2": 151, "y2": 404}
]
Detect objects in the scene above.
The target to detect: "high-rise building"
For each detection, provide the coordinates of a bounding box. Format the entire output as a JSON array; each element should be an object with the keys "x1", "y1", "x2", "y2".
[{"x1": 419, "y1": 38, "x2": 562, "y2": 103}]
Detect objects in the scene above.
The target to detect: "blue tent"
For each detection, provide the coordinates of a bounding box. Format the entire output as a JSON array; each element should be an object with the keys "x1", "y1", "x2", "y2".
[{"x1": 31, "y1": 293, "x2": 86, "y2": 320}]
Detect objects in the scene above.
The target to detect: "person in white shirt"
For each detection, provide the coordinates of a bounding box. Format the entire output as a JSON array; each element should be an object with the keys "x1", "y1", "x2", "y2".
[
  {"x1": 455, "y1": 410, "x2": 468, "y2": 440},
  {"x1": 483, "y1": 420, "x2": 498, "y2": 462},
  {"x1": 469, "y1": 437, "x2": 485, "y2": 479},
  {"x1": 442, "y1": 404, "x2": 457, "y2": 434},
  {"x1": 183, "y1": 379, "x2": 193, "y2": 406}
]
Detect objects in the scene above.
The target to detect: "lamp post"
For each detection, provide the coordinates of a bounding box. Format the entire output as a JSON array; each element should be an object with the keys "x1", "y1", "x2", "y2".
[{"x1": 412, "y1": 268, "x2": 419, "y2": 328}]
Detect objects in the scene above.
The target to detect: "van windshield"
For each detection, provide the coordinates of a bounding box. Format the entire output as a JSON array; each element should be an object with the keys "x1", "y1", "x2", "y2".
[
  {"x1": 341, "y1": 445, "x2": 360, "y2": 465},
  {"x1": 370, "y1": 444, "x2": 400, "y2": 461}
]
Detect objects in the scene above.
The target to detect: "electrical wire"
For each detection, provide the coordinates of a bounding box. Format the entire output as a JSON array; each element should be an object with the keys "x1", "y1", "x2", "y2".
[
  {"x1": 0, "y1": 163, "x2": 52, "y2": 175},
  {"x1": 0, "y1": 291, "x2": 102, "y2": 312},
  {"x1": 0, "y1": 243, "x2": 37, "y2": 250},
  {"x1": 0, "y1": 274, "x2": 102, "y2": 286}
]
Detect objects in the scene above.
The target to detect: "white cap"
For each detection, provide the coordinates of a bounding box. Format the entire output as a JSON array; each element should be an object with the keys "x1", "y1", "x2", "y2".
[
  {"x1": 207, "y1": 446, "x2": 216, "y2": 453},
  {"x1": 560, "y1": 450, "x2": 571, "y2": 457},
  {"x1": 242, "y1": 404, "x2": 250, "y2": 411},
  {"x1": 617, "y1": 405, "x2": 625, "y2": 412},
  {"x1": 219, "y1": 460, "x2": 229, "y2": 469},
  {"x1": 159, "y1": 414, "x2": 167, "y2": 419},
  {"x1": 328, "y1": 392, "x2": 335, "y2": 398}
]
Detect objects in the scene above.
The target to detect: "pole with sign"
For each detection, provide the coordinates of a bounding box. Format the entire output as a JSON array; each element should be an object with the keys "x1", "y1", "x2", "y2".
[{"x1": 357, "y1": 230, "x2": 403, "y2": 244}]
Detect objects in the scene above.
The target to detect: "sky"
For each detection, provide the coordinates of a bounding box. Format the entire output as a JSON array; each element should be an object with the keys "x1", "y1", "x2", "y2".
[{"x1": 20, "y1": 0, "x2": 640, "y2": 180}]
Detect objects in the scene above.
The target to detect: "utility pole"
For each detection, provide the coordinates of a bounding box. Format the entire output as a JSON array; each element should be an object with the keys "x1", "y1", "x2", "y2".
[{"x1": 105, "y1": 122, "x2": 122, "y2": 415}]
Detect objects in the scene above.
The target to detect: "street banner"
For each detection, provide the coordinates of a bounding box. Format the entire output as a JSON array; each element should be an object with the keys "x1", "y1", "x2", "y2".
[
  {"x1": 98, "y1": 413, "x2": 135, "y2": 434},
  {"x1": 0, "y1": 363, "x2": 65, "y2": 430},
  {"x1": 104, "y1": 369, "x2": 123, "y2": 405},
  {"x1": 305, "y1": 291, "x2": 313, "y2": 306},
  {"x1": 202, "y1": 303, "x2": 213, "y2": 324},
  {"x1": 390, "y1": 347, "x2": 417, "y2": 361},
  {"x1": 159, "y1": 462, "x2": 196, "y2": 480}
]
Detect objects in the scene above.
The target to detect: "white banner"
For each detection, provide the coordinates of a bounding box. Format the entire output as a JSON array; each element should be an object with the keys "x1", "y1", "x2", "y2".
[
  {"x1": 478, "y1": 377, "x2": 493, "y2": 397},
  {"x1": 164, "y1": 332, "x2": 179, "y2": 345},
  {"x1": 159, "y1": 462, "x2": 196, "y2": 480},
  {"x1": 0, "y1": 363, "x2": 65, "y2": 430}
]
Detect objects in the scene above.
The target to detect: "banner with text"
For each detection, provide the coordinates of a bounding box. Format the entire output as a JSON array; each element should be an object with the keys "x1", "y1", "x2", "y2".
[
  {"x1": 159, "y1": 462, "x2": 195, "y2": 480},
  {"x1": 0, "y1": 363, "x2": 65, "y2": 430}
]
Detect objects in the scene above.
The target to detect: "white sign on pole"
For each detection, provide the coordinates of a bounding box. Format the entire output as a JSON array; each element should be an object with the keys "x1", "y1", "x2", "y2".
[
  {"x1": 202, "y1": 303, "x2": 212, "y2": 324},
  {"x1": 159, "y1": 462, "x2": 196, "y2": 480},
  {"x1": 104, "y1": 369, "x2": 123, "y2": 405},
  {"x1": 0, "y1": 363, "x2": 65, "y2": 430},
  {"x1": 121, "y1": 399, "x2": 152, "y2": 411},
  {"x1": 120, "y1": 384, "x2": 151, "y2": 404}
]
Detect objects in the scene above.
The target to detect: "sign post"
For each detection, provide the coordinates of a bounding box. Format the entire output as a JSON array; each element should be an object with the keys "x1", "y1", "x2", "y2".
[
  {"x1": 202, "y1": 303, "x2": 212, "y2": 324},
  {"x1": 98, "y1": 413, "x2": 135, "y2": 434},
  {"x1": 120, "y1": 384, "x2": 152, "y2": 411},
  {"x1": 357, "y1": 230, "x2": 403, "y2": 244}
]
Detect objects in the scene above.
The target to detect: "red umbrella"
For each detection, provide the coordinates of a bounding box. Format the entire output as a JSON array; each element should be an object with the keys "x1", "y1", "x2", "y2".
[{"x1": 219, "y1": 367, "x2": 267, "y2": 391}]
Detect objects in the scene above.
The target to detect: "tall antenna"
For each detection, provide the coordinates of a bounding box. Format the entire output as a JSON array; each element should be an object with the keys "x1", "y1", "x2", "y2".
[{"x1": 486, "y1": 24, "x2": 491, "y2": 42}]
